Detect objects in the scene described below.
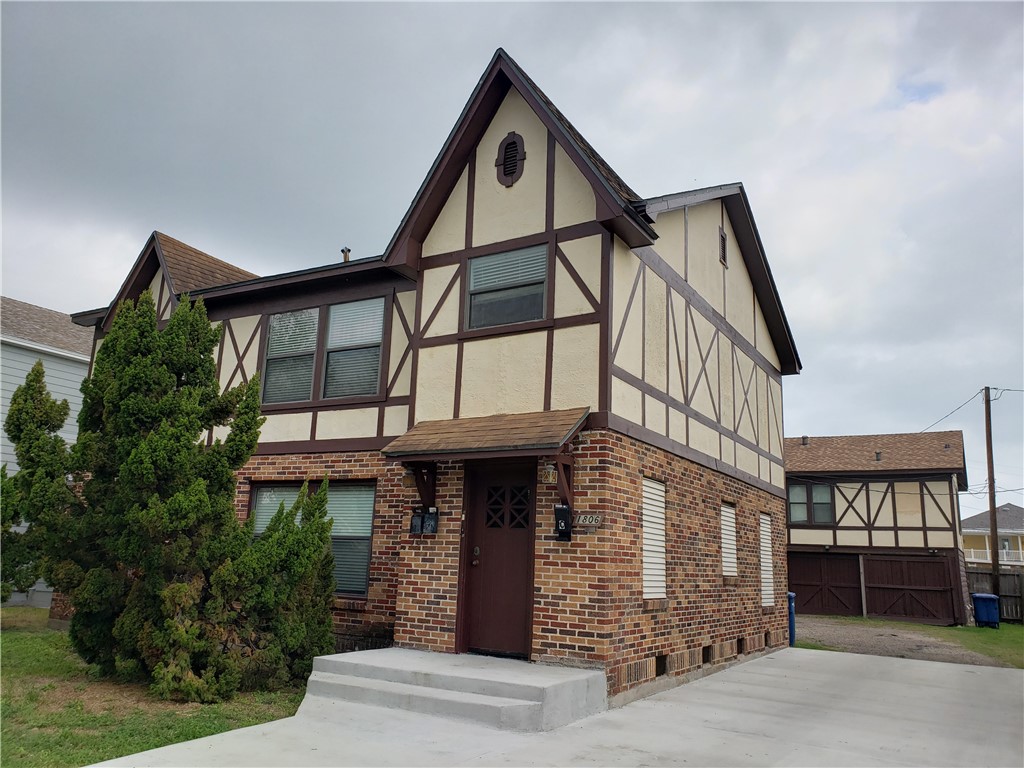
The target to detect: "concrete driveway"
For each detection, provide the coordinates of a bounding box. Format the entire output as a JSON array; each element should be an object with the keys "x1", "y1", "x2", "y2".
[{"x1": 95, "y1": 648, "x2": 1023, "y2": 767}]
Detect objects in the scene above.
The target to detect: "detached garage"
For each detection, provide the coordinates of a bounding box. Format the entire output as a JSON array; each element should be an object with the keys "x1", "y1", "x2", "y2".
[{"x1": 785, "y1": 432, "x2": 971, "y2": 626}]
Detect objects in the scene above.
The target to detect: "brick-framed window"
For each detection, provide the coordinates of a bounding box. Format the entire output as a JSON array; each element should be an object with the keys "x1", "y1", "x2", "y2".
[
  {"x1": 466, "y1": 244, "x2": 547, "y2": 330},
  {"x1": 787, "y1": 481, "x2": 834, "y2": 525},
  {"x1": 250, "y1": 482, "x2": 376, "y2": 597},
  {"x1": 262, "y1": 296, "x2": 386, "y2": 405}
]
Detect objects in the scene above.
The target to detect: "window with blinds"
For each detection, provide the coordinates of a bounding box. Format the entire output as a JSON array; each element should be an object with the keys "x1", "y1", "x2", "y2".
[
  {"x1": 721, "y1": 504, "x2": 738, "y2": 577},
  {"x1": 262, "y1": 297, "x2": 385, "y2": 404},
  {"x1": 263, "y1": 309, "x2": 318, "y2": 403},
  {"x1": 323, "y1": 297, "x2": 385, "y2": 399},
  {"x1": 251, "y1": 483, "x2": 376, "y2": 596},
  {"x1": 642, "y1": 477, "x2": 667, "y2": 599},
  {"x1": 759, "y1": 512, "x2": 774, "y2": 606},
  {"x1": 467, "y1": 244, "x2": 547, "y2": 329}
]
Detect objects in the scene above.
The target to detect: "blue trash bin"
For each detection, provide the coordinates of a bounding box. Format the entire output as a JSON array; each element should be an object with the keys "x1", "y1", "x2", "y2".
[
  {"x1": 972, "y1": 593, "x2": 999, "y2": 628},
  {"x1": 787, "y1": 591, "x2": 796, "y2": 646}
]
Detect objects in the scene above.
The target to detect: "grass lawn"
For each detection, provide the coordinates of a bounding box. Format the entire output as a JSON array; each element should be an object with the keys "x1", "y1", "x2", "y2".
[{"x1": 1, "y1": 607, "x2": 303, "y2": 768}]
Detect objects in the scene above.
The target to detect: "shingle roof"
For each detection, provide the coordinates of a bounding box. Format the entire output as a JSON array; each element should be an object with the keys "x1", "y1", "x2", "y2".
[
  {"x1": 154, "y1": 232, "x2": 257, "y2": 294},
  {"x1": 0, "y1": 296, "x2": 94, "y2": 357},
  {"x1": 960, "y1": 503, "x2": 1024, "y2": 534},
  {"x1": 383, "y1": 408, "x2": 589, "y2": 460},
  {"x1": 513, "y1": 60, "x2": 643, "y2": 205},
  {"x1": 784, "y1": 431, "x2": 966, "y2": 475}
]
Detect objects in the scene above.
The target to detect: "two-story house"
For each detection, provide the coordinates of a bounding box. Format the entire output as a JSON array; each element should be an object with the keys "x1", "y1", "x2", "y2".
[
  {"x1": 785, "y1": 432, "x2": 970, "y2": 625},
  {"x1": 72, "y1": 49, "x2": 801, "y2": 700}
]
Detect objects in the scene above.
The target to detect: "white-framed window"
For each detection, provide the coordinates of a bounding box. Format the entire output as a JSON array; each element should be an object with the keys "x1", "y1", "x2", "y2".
[
  {"x1": 467, "y1": 244, "x2": 547, "y2": 329},
  {"x1": 262, "y1": 297, "x2": 385, "y2": 405},
  {"x1": 251, "y1": 482, "x2": 376, "y2": 596},
  {"x1": 642, "y1": 477, "x2": 667, "y2": 599},
  {"x1": 759, "y1": 512, "x2": 774, "y2": 606},
  {"x1": 721, "y1": 503, "x2": 738, "y2": 577}
]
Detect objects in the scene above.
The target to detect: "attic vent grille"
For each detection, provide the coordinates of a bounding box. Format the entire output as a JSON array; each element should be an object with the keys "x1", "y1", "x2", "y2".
[
  {"x1": 495, "y1": 131, "x2": 526, "y2": 187},
  {"x1": 719, "y1": 226, "x2": 728, "y2": 266}
]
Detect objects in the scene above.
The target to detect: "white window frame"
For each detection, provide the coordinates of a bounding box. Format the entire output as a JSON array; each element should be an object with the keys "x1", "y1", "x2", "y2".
[
  {"x1": 642, "y1": 477, "x2": 667, "y2": 599},
  {"x1": 721, "y1": 503, "x2": 738, "y2": 577}
]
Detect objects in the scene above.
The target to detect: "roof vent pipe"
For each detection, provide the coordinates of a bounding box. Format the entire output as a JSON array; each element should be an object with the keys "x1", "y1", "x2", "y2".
[
  {"x1": 341, "y1": 247, "x2": 351, "y2": 263},
  {"x1": 875, "y1": 451, "x2": 882, "y2": 462},
  {"x1": 801, "y1": 435, "x2": 809, "y2": 446}
]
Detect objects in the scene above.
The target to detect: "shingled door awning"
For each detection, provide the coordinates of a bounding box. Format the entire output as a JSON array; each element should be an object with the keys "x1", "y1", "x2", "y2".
[{"x1": 382, "y1": 407, "x2": 590, "y2": 462}]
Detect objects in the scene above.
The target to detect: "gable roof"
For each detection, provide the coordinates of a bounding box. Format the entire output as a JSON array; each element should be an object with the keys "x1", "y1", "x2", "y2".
[
  {"x1": 645, "y1": 183, "x2": 800, "y2": 375},
  {"x1": 784, "y1": 431, "x2": 967, "y2": 488},
  {"x1": 384, "y1": 48, "x2": 657, "y2": 273},
  {"x1": 960, "y1": 503, "x2": 1024, "y2": 534},
  {"x1": 0, "y1": 296, "x2": 93, "y2": 358},
  {"x1": 82, "y1": 231, "x2": 258, "y2": 331},
  {"x1": 154, "y1": 232, "x2": 257, "y2": 294}
]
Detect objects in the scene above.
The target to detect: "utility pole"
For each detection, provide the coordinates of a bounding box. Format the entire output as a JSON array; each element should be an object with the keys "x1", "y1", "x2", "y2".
[{"x1": 984, "y1": 386, "x2": 1000, "y2": 599}]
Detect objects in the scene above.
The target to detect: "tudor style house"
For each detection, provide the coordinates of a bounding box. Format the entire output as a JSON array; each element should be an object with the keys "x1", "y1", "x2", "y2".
[
  {"x1": 785, "y1": 431, "x2": 971, "y2": 625},
  {"x1": 72, "y1": 49, "x2": 801, "y2": 699}
]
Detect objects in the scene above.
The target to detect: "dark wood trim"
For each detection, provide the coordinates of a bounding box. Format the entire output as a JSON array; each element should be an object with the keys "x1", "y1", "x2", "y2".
[
  {"x1": 598, "y1": 231, "x2": 612, "y2": 412},
  {"x1": 787, "y1": 544, "x2": 960, "y2": 557},
  {"x1": 254, "y1": 436, "x2": 393, "y2": 455},
  {"x1": 465, "y1": 154, "x2": 475, "y2": 249},
  {"x1": 262, "y1": 395, "x2": 410, "y2": 417},
  {"x1": 555, "y1": 245, "x2": 600, "y2": 312},
  {"x1": 215, "y1": 318, "x2": 228, "y2": 389},
  {"x1": 417, "y1": 311, "x2": 599, "y2": 349},
  {"x1": 686, "y1": 304, "x2": 721, "y2": 422},
  {"x1": 409, "y1": 267, "x2": 423, "y2": 426},
  {"x1": 309, "y1": 409, "x2": 318, "y2": 441},
  {"x1": 420, "y1": 221, "x2": 606, "y2": 270},
  {"x1": 611, "y1": 365, "x2": 778, "y2": 464},
  {"x1": 633, "y1": 244, "x2": 783, "y2": 382},
  {"x1": 386, "y1": 346, "x2": 412, "y2": 397},
  {"x1": 611, "y1": 260, "x2": 643, "y2": 362},
  {"x1": 588, "y1": 411, "x2": 785, "y2": 498},
  {"x1": 419, "y1": 268, "x2": 462, "y2": 339},
  {"x1": 385, "y1": 446, "x2": 573, "y2": 463},
  {"x1": 543, "y1": 327, "x2": 554, "y2": 411},
  {"x1": 453, "y1": 341, "x2": 464, "y2": 418},
  {"x1": 545, "y1": 130, "x2": 555, "y2": 233}
]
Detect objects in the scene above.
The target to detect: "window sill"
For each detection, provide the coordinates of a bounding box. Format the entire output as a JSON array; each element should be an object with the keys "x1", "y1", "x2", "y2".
[
  {"x1": 261, "y1": 392, "x2": 387, "y2": 414},
  {"x1": 332, "y1": 597, "x2": 368, "y2": 611}
]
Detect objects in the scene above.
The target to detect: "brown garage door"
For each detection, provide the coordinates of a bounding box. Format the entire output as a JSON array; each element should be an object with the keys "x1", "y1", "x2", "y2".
[
  {"x1": 788, "y1": 553, "x2": 862, "y2": 616},
  {"x1": 864, "y1": 555, "x2": 956, "y2": 625}
]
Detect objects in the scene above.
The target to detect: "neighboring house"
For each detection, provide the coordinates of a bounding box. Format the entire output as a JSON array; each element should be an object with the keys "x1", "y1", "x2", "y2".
[
  {"x1": 785, "y1": 431, "x2": 970, "y2": 625},
  {"x1": 1, "y1": 296, "x2": 93, "y2": 469},
  {"x1": 71, "y1": 49, "x2": 801, "y2": 700},
  {"x1": 961, "y1": 503, "x2": 1024, "y2": 570},
  {"x1": 1, "y1": 296, "x2": 93, "y2": 607}
]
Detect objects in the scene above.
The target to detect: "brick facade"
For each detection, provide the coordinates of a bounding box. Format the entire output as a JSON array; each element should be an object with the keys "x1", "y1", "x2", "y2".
[{"x1": 232, "y1": 426, "x2": 789, "y2": 698}]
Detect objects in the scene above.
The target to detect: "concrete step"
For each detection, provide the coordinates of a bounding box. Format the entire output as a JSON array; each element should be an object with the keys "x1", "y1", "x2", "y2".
[
  {"x1": 299, "y1": 647, "x2": 607, "y2": 731},
  {"x1": 301, "y1": 670, "x2": 542, "y2": 730}
]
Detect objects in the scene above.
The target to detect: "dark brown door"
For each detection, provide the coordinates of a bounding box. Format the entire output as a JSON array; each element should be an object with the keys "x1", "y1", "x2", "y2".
[
  {"x1": 788, "y1": 553, "x2": 863, "y2": 616},
  {"x1": 864, "y1": 555, "x2": 956, "y2": 625},
  {"x1": 464, "y1": 463, "x2": 535, "y2": 658}
]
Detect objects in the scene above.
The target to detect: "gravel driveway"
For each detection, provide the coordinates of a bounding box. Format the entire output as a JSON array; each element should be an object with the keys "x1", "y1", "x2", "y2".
[{"x1": 796, "y1": 614, "x2": 1011, "y2": 667}]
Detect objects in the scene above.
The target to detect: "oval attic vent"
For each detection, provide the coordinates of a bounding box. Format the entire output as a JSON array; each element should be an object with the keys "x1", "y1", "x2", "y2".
[{"x1": 495, "y1": 131, "x2": 526, "y2": 187}]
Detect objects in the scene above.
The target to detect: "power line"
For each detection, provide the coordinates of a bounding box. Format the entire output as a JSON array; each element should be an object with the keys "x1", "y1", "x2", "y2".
[{"x1": 919, "y1": 389, "x2": 983, "y2": 432}]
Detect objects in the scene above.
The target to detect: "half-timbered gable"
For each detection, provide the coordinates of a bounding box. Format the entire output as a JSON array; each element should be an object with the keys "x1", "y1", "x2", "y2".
[
  {"x1": 70, "y1": 49, "x2": 804, "y2": 703},
  {"x1": 784, "y1": 432, "x2": 970, "y2": 625}
]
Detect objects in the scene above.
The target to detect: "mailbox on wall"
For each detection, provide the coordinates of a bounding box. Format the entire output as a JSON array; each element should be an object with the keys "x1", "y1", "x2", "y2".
[
  {"x1": 554, "y1": 504, "x2": 572, "y2": 541},
  {"x1": 409, "y1": 506, "x2": 438, "y2": 536}
]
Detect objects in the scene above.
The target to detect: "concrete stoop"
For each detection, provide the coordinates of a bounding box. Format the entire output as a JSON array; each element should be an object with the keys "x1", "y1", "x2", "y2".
[{"x1": 297, "y1": 647, "x2": 607, "y2": 731}]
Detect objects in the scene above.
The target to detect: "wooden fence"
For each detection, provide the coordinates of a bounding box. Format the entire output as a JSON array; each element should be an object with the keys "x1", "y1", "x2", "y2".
[{"x1": 966, "y1": 570, "x2": 1023, "y2": 622}]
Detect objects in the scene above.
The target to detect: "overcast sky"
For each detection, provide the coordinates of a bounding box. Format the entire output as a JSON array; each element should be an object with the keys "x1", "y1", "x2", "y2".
[{"x1": 2, "y1": 2, "x2": 1021, "y2": 516}]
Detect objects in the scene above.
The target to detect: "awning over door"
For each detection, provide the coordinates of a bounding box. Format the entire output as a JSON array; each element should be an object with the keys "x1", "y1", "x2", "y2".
[{"x1": 382, "y1": 407, "x2": 590, "y2": 462}]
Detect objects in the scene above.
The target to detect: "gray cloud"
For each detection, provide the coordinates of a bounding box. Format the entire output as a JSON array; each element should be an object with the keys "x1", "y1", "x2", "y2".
[{"x1": 2, "y1": 2, "x2": 1020, "y2": 511}]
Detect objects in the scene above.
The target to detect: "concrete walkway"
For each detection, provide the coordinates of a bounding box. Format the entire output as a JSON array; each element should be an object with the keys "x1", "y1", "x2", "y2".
[{"x1": 94, "y1": 649, "x2": 1024, "y2": 767}]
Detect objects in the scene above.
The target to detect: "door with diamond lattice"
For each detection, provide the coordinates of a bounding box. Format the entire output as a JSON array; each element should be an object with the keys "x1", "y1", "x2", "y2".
[{"x1": 464, "y1": 463, "x2": 535, "y2": 657}]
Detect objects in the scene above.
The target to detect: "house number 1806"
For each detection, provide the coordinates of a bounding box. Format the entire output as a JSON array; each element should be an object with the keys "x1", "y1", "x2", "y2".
[{"x1": 573, "y1": 514, "x2": 602, "y2": 528}]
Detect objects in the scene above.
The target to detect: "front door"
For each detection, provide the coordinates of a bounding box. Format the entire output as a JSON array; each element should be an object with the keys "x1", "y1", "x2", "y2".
[{"x1": 463, "y1": 463, "x2": 535, "y2": 658}]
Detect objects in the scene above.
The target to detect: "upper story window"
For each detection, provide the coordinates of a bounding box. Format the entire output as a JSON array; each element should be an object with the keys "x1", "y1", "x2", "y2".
[
  {"x1": 787, "y1": 482, "x2": 834, "y2": 525},
  {"x1": 263, "y1": 297, "x2": 385, "y2": 405},
  {"x1": 467, "y1": 244, "x2": 547, "y2": 330}
]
